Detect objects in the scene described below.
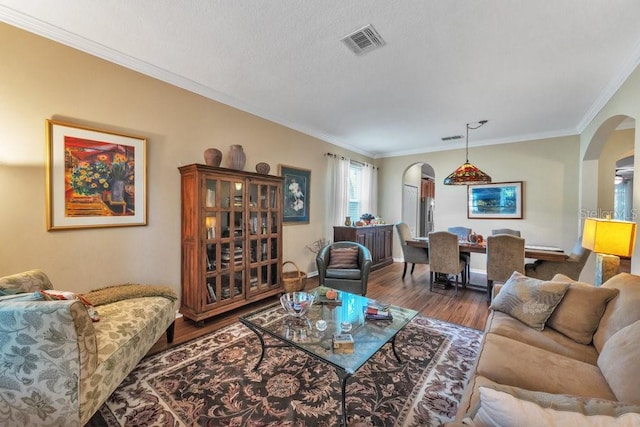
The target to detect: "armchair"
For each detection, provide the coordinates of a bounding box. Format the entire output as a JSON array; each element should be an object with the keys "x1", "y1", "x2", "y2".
[{"x1": 316, "y1": 241, "x2": 372, "y2": 295}]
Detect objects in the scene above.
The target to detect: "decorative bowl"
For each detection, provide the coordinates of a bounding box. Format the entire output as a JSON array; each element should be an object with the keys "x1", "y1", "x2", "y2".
[
  {"x1": 280, "y1": 291, "x2": 316, "y2": 318},
  {"x1": 255, "y1": 162, "x2": 271, "y2": 174}
]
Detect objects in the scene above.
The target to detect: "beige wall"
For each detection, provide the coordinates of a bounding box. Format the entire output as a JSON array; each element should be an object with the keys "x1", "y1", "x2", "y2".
[
  {"x1": 379, "y1": 136, "x2": 582, "y2": 271},
  {"x1": 0, "y1": 23, "x2": 372, "y2": 296}
]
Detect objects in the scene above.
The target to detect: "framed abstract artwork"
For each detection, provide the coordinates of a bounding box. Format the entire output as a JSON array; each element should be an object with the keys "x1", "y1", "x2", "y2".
[
  {"x1": 279, "y1": 164, "x2": 310, "y2": 224},
  {"x1": 46, "y1": 119, "x2": 147, "y2": 230},
  {"x1": 467, "y1": 181, "x2": 523, "y2": 219}
]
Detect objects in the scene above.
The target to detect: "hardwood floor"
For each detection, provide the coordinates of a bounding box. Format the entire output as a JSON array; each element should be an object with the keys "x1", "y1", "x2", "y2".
[{"x1": 147, "y1": 262, "x2": 490, "y2": 356}]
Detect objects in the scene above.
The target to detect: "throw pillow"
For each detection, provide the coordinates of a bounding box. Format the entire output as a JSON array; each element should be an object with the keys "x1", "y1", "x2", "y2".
[
  {"x1": 327, "y1": 247, "x2": 359, "y2": 269},
  {"x1": 41, "y1": 290, "x2": 100, "y2": 322},
  {"x1": 472, "y1": 387, "x2": 640, "y2": 427},
  {"x1": 0, "y1": 291, "x2": 45, "y2": 303},
  {"x1": 598, "y1": 320, "x2": 640, "y2": 405},
  {"x1": 489, "y1": 271, "x2": 570, "y2": 331},
  {"x1": 465, "y1": 379, "x2": 640, "y2": 419},
  {"x1": 547, "y1": 281, "x2": 619, "y2": 344}
]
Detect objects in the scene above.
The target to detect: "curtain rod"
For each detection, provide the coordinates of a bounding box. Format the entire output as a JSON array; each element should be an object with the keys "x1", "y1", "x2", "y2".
[{"x1": 325, "y1": 152, "x2": 378, "y2": 169}]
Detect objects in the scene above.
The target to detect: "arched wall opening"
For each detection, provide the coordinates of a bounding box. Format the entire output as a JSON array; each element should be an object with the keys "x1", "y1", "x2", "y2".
[
  {"x1": 401, "y1": 162, "x2": 435, "y2": 238},
  {"x1": 581, "y1": 115, "x2": 636, "y2": 279}
]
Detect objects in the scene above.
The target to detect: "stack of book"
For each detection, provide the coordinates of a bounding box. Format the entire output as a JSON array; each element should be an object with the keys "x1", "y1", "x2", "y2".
[
  {"x1": 249, "y1": 276, "x2": 258, "y2": 290},
  {"x1": 221, "y1": 247, "x2": 243, "y2": 268},
  {"x1": 364, "y1": 302, "x2": 392, "y2": 320}
]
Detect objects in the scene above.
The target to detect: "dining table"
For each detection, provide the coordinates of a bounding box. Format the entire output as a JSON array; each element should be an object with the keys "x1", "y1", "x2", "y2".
[
  {"x1": 406, "y1": 238, "x2": 568, "y2": 262},
  {"x1": 406, "y1": 238, "x2": 568, "y2": 292}
]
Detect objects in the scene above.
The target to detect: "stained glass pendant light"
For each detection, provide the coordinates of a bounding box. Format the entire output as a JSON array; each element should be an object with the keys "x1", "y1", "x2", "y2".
[{"x1": 444, "y1": 120, "x2": 492, "y2": 185}]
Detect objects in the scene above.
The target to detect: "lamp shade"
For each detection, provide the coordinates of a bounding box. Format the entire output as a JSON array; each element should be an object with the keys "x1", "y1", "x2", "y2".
[
  {"x1": 443, "y1": 162, "x2": 492, "y2": 185},
  {"x1": 443, "y1": 120, "x2": 492, "y2": 185},
  {"x1": 582, "y1": 218, "x2": 637, "y2": 257}
]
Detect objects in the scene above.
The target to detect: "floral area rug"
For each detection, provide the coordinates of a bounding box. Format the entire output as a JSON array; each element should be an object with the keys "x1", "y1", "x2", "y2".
[{"x1": 94, "y1": 311, "x2": 482, "y2": 426}]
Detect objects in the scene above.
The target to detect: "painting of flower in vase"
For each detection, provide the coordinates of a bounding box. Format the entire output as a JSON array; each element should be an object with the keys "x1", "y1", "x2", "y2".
[{"x1": 46, "y1": 120, "x2": 147, "y2": 230}]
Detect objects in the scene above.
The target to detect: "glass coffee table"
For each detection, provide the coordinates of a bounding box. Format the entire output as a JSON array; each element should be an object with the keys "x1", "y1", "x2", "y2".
[{"x1": 240, "y1": 288, "x2": 418, "y2": 426}]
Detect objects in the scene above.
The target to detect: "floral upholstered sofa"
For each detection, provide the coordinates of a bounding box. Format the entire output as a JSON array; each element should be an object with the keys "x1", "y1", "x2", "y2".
[{"x1": 0, "y1": 269, "x2": 177, "y2": 426}]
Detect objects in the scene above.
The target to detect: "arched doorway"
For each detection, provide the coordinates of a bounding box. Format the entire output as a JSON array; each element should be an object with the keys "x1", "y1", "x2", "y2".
[
  {"x1": 584, "y1": 115, "x2": 635, "y2": 216},
  {"x1": 582, "y1": 115, "x2": 636, "y2": 279},
  {"x1": 402, "y1": 162, "x2": 435, "y2": 238}
]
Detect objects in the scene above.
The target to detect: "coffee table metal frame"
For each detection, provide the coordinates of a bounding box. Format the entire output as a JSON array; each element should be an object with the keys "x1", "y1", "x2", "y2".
[{"x1": 240, "y1": 290, "x2": 418, "y2": 427}]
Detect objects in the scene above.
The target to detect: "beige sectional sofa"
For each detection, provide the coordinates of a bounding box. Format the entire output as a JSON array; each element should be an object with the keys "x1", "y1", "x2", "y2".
[
  {"x1": 452, "y1": 272, "x2": 640, "y2": 425},
  {"x1": 0, "y1": 270, "x2": 177, "y2": 426}
]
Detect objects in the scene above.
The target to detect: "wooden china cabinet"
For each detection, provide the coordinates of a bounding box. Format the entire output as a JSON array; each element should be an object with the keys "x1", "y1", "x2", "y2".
[{"x1": 179, "y1": 164, "x2": 284, "y2": 324}]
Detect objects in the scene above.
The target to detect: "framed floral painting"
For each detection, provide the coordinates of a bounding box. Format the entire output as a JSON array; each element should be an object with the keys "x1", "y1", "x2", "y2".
[
  {"x1": 46, "y1": 120, "x2": 147, "y2": 230},
  {"x1": 279, "y1": 164, "x2": 310, "y2": 224}
]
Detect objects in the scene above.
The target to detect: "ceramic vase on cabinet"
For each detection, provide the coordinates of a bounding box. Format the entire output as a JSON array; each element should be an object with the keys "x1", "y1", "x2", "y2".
[
  {"x1": 203, "y1": 148, "x2": 222, "y2": 167},
  {"x1": 227, "y1": 145, "x2": 246, "y2": 170}
]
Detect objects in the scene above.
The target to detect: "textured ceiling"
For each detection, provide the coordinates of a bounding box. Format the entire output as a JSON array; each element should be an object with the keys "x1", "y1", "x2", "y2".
[{"x1": 2, "y1": 1, "x2": 640, "y2": 158}]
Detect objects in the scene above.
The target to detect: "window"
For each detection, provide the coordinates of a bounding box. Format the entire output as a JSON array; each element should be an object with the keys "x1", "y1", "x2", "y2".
[
  {"x1": 614, "y1": 178, "x2": 633, "y2": 221},
  {"x1": 348, "y1": 162, "x2": 363, "y2": 222},
  {"x1": 326, "y1": 153, "x2": 377, "y2": 232}
]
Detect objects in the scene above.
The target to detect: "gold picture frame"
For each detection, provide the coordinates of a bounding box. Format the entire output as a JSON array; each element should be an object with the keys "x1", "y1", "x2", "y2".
[{"x1": 46, "y1": 119, "x2": 147, "y2": 230}]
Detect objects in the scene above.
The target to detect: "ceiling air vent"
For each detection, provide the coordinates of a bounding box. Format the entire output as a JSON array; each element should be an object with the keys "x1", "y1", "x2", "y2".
[
  {"x1": 442, "y1": 135, "x2": 463, "y2": 141},
  {"x1": 341, "y1": 24, "x2": 385, "y2": 55}
]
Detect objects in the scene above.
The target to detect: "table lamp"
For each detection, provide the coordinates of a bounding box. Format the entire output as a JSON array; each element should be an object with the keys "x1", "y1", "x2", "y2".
[{"x1": 582, "y1": 217, "x2": 637, "y2": 286}]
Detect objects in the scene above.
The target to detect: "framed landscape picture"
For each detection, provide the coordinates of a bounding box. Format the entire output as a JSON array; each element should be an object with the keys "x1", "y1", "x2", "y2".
[
  {"x1": 467, "y1": 181, "x2": 523, "y2": 219},
  {"x1": 279, "y1": 164, "x2": 310, "y2": 224},
  {"x1": 46, "y1": 119, "x2": 147, "y2": 230}
]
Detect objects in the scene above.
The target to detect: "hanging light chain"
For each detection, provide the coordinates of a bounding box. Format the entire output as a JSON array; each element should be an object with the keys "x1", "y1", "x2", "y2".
[{"x1": 465, "y1": 120, "x2": 488, "y2": 162}]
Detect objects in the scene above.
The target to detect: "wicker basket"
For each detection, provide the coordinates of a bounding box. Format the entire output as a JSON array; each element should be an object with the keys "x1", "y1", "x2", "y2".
[{"x1": 282, "y1": 261, "x2": 307, "y2": 293}]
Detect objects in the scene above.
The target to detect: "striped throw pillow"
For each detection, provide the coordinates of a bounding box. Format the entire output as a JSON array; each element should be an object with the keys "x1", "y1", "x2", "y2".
[{"x1": 328, "y1": 247, "x2": 359, "y2": 269}]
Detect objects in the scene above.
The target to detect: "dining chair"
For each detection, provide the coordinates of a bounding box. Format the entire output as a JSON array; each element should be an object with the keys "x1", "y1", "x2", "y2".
[
  {"x1": 524, "y1": 237, "x2": 591, "y2": 281},
  {"x1": 447, "y1": 226, "x2": 472, "y2": 285},
  {"x1": 491, "y1": 228, "x2": 521, "y2": 237},
  {"x1": 395, "y1": 222, "x2": 429, "y2": 279},
  {"x1": 486, "y1": 234, "x2": 525, "y2": 301},
  {"x1": 428, "y1": 231, "x2": 466, "y2": 296}
]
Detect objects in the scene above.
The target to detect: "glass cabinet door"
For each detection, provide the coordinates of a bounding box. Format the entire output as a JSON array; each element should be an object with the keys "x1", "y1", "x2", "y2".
[
  {"x1": 203, "y1": 177, "x2": 245, "y2": 307},
  {"x1": 247, "y1": 180, "x2": 280, "y2": 296}
]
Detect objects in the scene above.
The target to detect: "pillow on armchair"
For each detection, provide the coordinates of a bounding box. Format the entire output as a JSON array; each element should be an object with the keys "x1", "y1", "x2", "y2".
[{"x1": 327, "y1": 246, "x2": 359, "y2": 269}]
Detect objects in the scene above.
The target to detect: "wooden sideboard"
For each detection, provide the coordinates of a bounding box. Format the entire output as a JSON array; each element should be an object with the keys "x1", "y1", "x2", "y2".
[{"x1": 333, "y1": 225, "x2": 393, "y2": 270}]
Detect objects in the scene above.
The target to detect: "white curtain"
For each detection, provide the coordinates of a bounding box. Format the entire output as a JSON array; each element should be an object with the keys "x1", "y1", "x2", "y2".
[
  {"x1": 326, "y1": 154, "x2": 350, "y2": 239},
  {"x1": 361, "y1": 163, "x2": 378, "y2": 217}
]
